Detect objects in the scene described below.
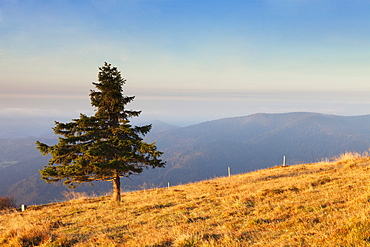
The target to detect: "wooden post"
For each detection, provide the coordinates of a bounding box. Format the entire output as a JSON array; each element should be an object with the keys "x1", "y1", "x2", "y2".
[
  {"x1": 283, "y1": 156, "x2": 286, "y2": 166},
  {"x1": 168, "y1": 182, "x2": 170, "y2": 189},
  {"x1": 21, "y1": 204, "x2": 27, "y2": 212},
  {"x1": 228, "y1": 167, "x2": 231, "y2": 177}
]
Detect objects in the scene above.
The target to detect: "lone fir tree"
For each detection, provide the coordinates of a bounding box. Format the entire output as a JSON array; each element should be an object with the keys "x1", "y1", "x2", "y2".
[{"x1": 36, "y1": 63, "x2": 165, "y2": 202}]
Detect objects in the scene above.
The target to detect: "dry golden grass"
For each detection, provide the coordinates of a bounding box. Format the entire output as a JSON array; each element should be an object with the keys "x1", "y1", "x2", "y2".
[{"x1": 2, "y1": 152, "x2": 370, "y2": 246}]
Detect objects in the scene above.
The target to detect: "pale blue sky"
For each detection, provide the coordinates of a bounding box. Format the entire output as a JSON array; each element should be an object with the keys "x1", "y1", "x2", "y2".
[{"x1": 1, "y1": 0, "x2": 370, "y2": 126}]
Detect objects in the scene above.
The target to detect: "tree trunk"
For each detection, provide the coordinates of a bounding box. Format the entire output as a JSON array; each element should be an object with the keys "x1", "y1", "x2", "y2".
[{"x1": 112, "y1": 173, "x2": 121, "y2": 202}]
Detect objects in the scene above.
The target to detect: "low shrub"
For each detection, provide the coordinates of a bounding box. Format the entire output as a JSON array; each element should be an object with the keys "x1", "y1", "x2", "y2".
[{"x1": 0, "y1": 196, "x2": 16, "y2": 211}]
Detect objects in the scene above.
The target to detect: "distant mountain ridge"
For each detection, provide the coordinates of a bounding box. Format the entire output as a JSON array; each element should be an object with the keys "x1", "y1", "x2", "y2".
[
  {"x1": 149, "y1": 112, "x2": 370, "y2": 159},
  {"x1": 1, "y1": 112, "x2": 370, "y2": 205},
  {"x1": 140, "y1": 112, "x2": 370, "y2": 186},
  {"x1": 153, "y1": 112, "x2": 370, "y2": 146},
  {"x1": 138, "y1": 120, "x2": 180, "y2": 136}
]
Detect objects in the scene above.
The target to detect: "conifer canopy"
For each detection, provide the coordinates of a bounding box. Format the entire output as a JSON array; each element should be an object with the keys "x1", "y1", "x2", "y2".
[{"x1": 36, "y1": 62, "x2": 165, "y2": 201}]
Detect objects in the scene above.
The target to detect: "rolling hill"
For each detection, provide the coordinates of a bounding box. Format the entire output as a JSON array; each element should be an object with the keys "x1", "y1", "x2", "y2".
[
  {"x1": 1, "y1": 112, "x2": 370, "y2": 205},
  {"x1": 140, "y1": 112, "x2": 370, "y2": 185},
  {"x1": 1, "y1": 153, "x2": 370, "y2": 246}
]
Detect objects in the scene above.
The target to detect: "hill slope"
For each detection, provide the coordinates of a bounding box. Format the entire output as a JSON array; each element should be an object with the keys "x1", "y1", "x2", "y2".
[
  {"x1": 2, "y1": 112, "x2": 370, "y2": 205},
  {"x1": 1, "y1": 153, "x2": 370, "y2": 246},
  {"x1": 140, "y1": 112, "x2": 370, "y2": 185}
]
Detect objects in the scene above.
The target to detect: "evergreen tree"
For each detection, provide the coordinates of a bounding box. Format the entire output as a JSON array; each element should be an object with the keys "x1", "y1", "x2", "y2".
[{"x1": 36, "y1": 62, "x2": 165, "y2": 202}]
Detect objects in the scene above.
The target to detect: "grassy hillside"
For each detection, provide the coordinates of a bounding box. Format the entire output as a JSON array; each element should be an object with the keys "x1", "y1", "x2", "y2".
[{"x1": 1, "y1": 153, "x2": 370, "y2": 246}]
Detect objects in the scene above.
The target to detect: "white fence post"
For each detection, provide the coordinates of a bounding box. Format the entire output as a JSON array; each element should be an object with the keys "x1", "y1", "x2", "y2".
[{"x1": 228, "y1": 167, "x2": 231, "y2": 177}]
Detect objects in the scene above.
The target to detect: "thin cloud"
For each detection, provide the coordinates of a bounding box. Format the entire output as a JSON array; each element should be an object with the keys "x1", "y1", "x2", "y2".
[
  {"x1": 0, "y1": 107, "x2": 94, "y2": 121},
  {"x1": 0, "y1": 93, "x2": 86, "y2": 99},
  {"x1": 0, "y1": 108, "x2": 62, "y2": 119}
]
